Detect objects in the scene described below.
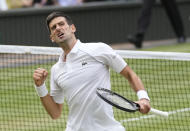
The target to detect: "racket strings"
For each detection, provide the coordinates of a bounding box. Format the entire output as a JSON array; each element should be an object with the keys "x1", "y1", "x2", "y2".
[{"x1": 101, "y1": 92, "x2": 136, "y2": 110}]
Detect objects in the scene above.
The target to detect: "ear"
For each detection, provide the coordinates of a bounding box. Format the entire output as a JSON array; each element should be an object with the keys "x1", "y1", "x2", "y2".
[{"x1": 71, "y1": 24, "x2": 76, "y2": 33}]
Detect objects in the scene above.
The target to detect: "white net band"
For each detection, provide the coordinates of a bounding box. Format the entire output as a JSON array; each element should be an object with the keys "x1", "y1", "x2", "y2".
[{"x1": 1, "y1": 45, "x2": 190, "y2": 61}]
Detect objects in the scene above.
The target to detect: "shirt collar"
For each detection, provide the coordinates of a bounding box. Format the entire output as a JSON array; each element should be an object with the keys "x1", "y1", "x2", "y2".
[
  {"x1": 58, "y1": 39, "x2": 81, "y2": 63},
  {"x1": 69, "y1": 39, "x2": 81, "y2": 54}
]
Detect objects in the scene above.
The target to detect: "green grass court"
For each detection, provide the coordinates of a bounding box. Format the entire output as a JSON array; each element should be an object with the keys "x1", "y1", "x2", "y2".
[
  {"x1": 0, "y1": 42, "x2": 190, "y2": 131},
  {"x1": 141, "y1": 42, "x2": 190, "y2": 53}
]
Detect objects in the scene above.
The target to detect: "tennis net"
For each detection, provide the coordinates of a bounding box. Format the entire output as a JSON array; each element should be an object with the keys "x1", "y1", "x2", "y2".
[{"x1": 0, "y1": 45, "x2": 190, "y2": 131}]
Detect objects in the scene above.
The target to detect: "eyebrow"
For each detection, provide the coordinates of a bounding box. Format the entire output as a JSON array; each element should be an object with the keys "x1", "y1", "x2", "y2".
[{"x1": 50, "y1": 21, "x2": 64, "y2": 30}]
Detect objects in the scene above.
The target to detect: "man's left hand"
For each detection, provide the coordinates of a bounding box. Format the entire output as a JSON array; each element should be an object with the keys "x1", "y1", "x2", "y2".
[{"x1": 136, "y1": 99, "x2": 151, "y2": 114}]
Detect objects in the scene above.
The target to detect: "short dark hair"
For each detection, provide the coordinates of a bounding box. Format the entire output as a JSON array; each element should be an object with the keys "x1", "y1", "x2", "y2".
[{"x1": 46, "y1": 11, "x2": 73, "y2": 32}]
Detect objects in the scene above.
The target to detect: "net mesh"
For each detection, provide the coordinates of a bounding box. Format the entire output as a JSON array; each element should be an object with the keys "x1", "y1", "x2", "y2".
[{"x1": 0, "y1": 45, "x2": 190, "y2": 131}]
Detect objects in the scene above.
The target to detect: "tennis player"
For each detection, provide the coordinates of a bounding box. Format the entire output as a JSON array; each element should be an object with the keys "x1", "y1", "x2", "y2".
[{"x1": 33, "y1": 11, "x2": 151, "y2": 131}]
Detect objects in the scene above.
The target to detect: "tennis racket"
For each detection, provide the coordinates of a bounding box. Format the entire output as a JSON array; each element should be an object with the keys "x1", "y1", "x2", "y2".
[{"x1": 96, "y1": 88, "x2": 168, "y2": 117}]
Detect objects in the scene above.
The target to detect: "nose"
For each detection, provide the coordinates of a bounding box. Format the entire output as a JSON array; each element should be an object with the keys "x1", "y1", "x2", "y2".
[{"x1": 55, "y1": 25, "x2": 61, "y2": 31}]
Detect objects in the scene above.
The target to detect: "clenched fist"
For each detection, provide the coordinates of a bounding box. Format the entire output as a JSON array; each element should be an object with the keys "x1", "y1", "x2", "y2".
[{"x1": 33, "y1": 68, "x2": 48, "y2": 87}]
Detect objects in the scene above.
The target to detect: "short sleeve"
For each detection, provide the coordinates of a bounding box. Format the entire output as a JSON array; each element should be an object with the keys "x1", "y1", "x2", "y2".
[
  {"x1": 50, "y1": 66, "x2": 64, "y2": 104},
  {"x1": 93, "y1": 43, "x2": 127, "y2": 73}
]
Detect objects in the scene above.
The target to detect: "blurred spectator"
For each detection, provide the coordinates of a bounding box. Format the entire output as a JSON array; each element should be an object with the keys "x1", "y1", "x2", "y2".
[
  {"x1": 84, "y1": 0, "x2": 106, "y2": 2},
  {"x1": 6, "y1": 0, "x2": 33, "y2": 9},
  {"x1": 54, "y1": 0, "x2": 84, "y2": 6},
  {"x1": 84, "y1": 0, "x2": 133, "y2": 2},
  {"x1": 1, "y1": 0, "x2": 85, "y2": 10},
  {"x1": 32, "y1": 0, "x2": 55, "y2": 7},
  {"x1": 0, "y1": 0, "x2": 8, "y2": 11},
  {"x1": 127, "y1": 0, "x2": 186, "y2": 48}
]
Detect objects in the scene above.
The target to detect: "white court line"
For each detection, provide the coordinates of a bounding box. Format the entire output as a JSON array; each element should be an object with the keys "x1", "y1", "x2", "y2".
[{"x1": 120, "y1": 107, "x2": 190, "y2": 123}]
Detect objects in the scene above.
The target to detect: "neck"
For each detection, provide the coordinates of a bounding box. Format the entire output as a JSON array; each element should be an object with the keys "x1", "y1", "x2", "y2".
[
  {"x1": 60, "y1": 37, "x2": 77, "y2": 55},
  {"x1": 59, "y1": 37, "x2": 77, "y2": 61}
]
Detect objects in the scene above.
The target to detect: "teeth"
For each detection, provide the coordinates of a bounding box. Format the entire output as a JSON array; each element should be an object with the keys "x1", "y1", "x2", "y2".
[{"x1": 58, "y1": 33, "x2": 64, "y2": 37}]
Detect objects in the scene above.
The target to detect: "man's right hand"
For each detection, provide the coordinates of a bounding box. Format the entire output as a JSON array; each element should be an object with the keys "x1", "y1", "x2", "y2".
[{"x1": 33, "y1": 68, "x2": 48, "y2": 86}]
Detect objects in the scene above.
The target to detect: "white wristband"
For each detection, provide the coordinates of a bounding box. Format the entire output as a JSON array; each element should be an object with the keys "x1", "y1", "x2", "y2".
[
  {"x1": 137, "y1": 90, "x2": 150, "y2": 101},
  {"x1": 34, "y1": 83, "x2": 48, "y2": 97}
]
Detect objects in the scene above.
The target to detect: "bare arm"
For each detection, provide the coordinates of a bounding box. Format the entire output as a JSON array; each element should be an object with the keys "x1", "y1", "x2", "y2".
[
  {"x1": 120, "y1": 66, "x2": 151, "y2": 114},
  {"x1": 33, "y1": 68, "x2": 62, "y2": 119},
  {"x1": 120, "y1": 66, "x2": 145, "y2": 92},
  {"x1": 40, "y1": 94, "x2": 63, "y2": 119}
]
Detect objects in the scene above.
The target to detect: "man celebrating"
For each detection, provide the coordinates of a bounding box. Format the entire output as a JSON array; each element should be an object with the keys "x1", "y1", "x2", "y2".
[{"x1": 33, "y1": 11, "x2": 150, "y2": 131}]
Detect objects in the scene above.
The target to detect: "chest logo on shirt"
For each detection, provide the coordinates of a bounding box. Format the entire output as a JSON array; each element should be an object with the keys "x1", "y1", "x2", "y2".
[{"x1": 82, "y1": 60, "x2": 88, "y2": 66}]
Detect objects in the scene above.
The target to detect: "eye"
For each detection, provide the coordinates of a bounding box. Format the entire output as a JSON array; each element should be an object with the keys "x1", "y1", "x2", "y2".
[
  {"x1": 58, "y1": 22, "x2": 65, "y2": 26},
  {"x1": 50, "y1": 25, "x2": 56, "y2": 31}
]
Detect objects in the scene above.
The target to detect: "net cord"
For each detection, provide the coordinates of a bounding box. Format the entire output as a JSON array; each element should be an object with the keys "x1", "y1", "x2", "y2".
[{"x1": 0, "y1": 45, "x2": 190, "y2": 61}]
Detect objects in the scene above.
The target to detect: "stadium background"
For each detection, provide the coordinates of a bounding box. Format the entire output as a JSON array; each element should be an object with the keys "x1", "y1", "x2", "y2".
[{"x1": 0, "y1": 0, "x2": 189, "y2": 47}]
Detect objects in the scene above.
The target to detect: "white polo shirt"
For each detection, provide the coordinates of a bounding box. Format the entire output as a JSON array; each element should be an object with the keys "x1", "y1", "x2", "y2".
[{"x1": 50, "y1": 40, "x2": 127, "y2": 131}]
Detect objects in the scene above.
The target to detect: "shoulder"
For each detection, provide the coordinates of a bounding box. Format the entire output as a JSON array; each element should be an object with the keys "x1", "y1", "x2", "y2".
[
  {"x1": 79, "y1": 42, "x2": 113, "y2": 53},
  {"x1": 84, "y1": 42, "x2": 111, "y2": 49}
]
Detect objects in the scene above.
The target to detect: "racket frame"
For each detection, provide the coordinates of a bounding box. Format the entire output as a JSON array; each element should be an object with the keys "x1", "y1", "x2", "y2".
[
  {"x1": 97, "y1": 88, "x2": 169, "y2": 117},
  {"x1": 96, "y1": 88, "x2": 140, "y2": 112}
]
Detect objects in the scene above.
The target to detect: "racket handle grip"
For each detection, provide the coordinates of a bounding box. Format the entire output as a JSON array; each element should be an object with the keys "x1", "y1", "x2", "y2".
[{"x1": 150, "y1": 108, "x2": 169, "y2": 117}]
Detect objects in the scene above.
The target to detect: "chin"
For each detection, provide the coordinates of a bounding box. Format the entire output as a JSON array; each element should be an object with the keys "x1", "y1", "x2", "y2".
[{"x1": 56, "y1": 39, "x2": 65, "y2": 43}]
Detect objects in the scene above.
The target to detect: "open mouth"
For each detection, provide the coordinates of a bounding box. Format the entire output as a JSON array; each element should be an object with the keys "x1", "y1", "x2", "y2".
[{"x1": 58, "y1": 33, "x2": 64, "y2": 38}]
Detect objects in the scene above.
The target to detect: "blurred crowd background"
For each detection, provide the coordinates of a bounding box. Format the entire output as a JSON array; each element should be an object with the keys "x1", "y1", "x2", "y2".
[
  {"x1": 0, "y1": 0, "x2": 189, "y2": 48},
  {"x1": 0, "y1": 0, "x2": 131, "y2": 11}
]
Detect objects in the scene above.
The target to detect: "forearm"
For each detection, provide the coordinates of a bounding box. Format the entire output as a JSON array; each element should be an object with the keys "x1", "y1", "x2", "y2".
[
  {"x1": 120, "y1": 66, "x2": 151, "y2": 113},
  {"x1": 120, "y1": 66, "x2": 145, "y2": 92},
  {"x1": 120, "y1": 66, "x2": 150, "y2": 100},
  {"x1": 34, "y1": 83, "x2": 62, "y2": 119},
  {"x1": 128, "y1": 72, "x2": 145, "y2": 92},
  {"x1": 128, "y1": 74, "x2": 150, "y2": 101},
  {"x1": 40, "y1": 94, "x2": 62, "y2": 119}
]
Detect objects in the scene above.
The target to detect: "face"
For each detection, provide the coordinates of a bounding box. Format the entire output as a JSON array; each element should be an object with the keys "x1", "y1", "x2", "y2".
[{"x1": 49, "y1": 16, "x2": 76, "y2": 44}]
